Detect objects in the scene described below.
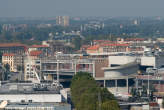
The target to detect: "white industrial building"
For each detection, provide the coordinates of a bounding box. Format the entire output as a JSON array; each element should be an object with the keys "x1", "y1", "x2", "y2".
[
  {"x1": 0, "y1": 82, "x2": 66, "y2": 103},
  {"x1": 0, "y1": 94, "x2": 62, "y2": 103}
]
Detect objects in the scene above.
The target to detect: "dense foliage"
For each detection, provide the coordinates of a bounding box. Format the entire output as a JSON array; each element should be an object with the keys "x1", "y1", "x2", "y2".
[
  {"x1": 70, "y1": 72, "x2": 119, "y2": 110},
  {"x1": 1, "y1": 18, "x2": 164, "y2": 40},
  {"x1": 1, "y1": 18, "x2": 164, "y2": 48},
  {"x1": 162, "y1": 97, "x2": 164, "y2": 108}
]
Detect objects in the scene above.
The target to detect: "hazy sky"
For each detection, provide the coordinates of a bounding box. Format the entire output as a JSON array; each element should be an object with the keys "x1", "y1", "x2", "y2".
[{"x1": 1, "y1": 0, "x2": 164, "y2": 17}]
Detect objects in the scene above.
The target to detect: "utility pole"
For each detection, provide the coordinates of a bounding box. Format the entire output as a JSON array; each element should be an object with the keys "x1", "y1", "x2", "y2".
[
  {"x1": 146, "y1": 68, "x2": 150, "y2": 97},
  {"x1": 148, "y1": 70, "x2": 150, "y2": 97},
  {"x1": 57, "y1": 58, "x2": 59, "y2": 85},
  {"x1": 74, "y1": 60, "x2": 77, "y2": 75}
]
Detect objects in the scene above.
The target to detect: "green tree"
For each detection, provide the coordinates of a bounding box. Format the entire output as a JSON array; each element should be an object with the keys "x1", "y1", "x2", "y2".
[
  {"x1": 71, "y1": 72, "x2": 119, "y2": 110},
  {"x1": 101, "y1": 100, "x2": 120, "y2": 110},
  {"x1": 71, "y1": 72, "x2": 98, "y2": 110}
]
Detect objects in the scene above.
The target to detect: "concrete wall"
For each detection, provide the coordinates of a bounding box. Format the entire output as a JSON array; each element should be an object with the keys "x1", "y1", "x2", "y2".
[
  {"x1": 108, "y1": 56, "x2": 136, "y2": 66},
  {"x1": 141, "y1": 56, "x2": 164, "y2": 68},
  {"x1": 0, "y1": 94, "x2": 62, "y2": 103},
  {"x1": 141, "y1": 56, "x2": 155, "y2": 67}
]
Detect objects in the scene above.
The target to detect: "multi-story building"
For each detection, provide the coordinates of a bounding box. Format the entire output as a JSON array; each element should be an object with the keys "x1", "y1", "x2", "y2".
[
  {"x1": 48, "y1": 40, "x2": 73, "y2": 55},
  {"x1": 24, "y1": 51, "x2": 42, "y2": 82},
  {"x1": 56, "y1": 16, "x2": 62, "y2": 26},
  {"x1": 41, "y1": 56, "x2": 95, "y2": 81},
  {"x1": 2, "y1": 53, "x2": 15, "y2": 72},
  {"x1": 24, "y1": 54, "x2": 109, "y2": 83},
  {"x1": 86, "y1": 43, "x2": 144, "y2": 54},
  {"x1": 0, "y1": 82, "x2": 71, "y2": 110},
  {"x1": 0, "y1": 43, "x2": 27, "y2": 55},
  {"x1": 28, "y1": 45, "x2": 49, "y2": 57},
  {"x1": 63, "y1": 16, "x2": 69, "y2": 27},
  {"x1": 56, "y1": 16, "x2": 69, "y2": 27},
  {"x1": 2, "y1": 53, "x2": 24, "y2": 72},
  {"x1": 86, "y1": 43, "x2": 129, "y2": 54}
]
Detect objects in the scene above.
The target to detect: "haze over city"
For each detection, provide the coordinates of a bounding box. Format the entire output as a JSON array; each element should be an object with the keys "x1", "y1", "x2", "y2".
[
  {"x1": 1, "y1": 0, "x2": 164, "y2": 17},
  {"x1": 1, "y1": 0, "x2": 164, "y2": 110}
]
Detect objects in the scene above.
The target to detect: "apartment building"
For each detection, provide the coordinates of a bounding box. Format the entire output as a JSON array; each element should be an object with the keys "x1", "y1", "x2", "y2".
[
  {"x1": 0, "y1": 43, "x2": 27, "y2": 55},
  {"x1": 56, "y1": 16, "x2": 69, "y2": 27},
  {"x1": 2, "y1": 53, "x2": 24, "y2": 72},
  {"x1": 2, "y1": 53, "x2": 15, "y2": 72}
]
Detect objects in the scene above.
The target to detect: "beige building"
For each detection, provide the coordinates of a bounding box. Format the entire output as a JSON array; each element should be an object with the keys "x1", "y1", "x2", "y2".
[
  {"x1": 2, "y1": 53, "x2": 24, "y2": 72},
  {"x1": 63, "y1": 16, "x2": 69, "y2": 27},
  {"x1": 2, "y1": 53, "x2": 16, "y2": 72},
  {"x1": 86, "y1": 43, "x2": 144, "y2": 54},
  {"x1": 86, "y1": 44, "x2": 130, "y2": 54}
]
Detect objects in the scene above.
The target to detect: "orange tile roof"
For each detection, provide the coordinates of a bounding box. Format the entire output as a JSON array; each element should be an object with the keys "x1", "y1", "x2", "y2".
[
  {"x1": 30, "y1": 50, "x2": 42, "y2": 56},
  {"x1": 0, "y1": 43, "x2": 27, "y2": 47},
  {"x1": 0, "y1": 43, "x2": 28, "y2": 52},
  {"x1": 3, "y1": 53, "x2": 15, "y2": 56},
  {"x1": 87, "y1": 45, "x2": 99, "y2": 50},
  {"x1": 30, "y1": 45, "x2": 48, "y2": 48}
]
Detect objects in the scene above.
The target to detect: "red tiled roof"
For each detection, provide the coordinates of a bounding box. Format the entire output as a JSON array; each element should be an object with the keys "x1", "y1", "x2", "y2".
[
  {"x1": 0, "y1": 43, "x2": 26, "y2": 47},
  {"x1": 87, "y1": 45, "x2": 99, "y2": 50},
  {"x1": 30, "y1": 45, "x2": 48, "y2": 48},
  {"x1": 3, "y1": 53, "x2": 15, "y2": 56},
  {"x1": 101, "y1": 43, "x2": 129, "y2": 47},
  {"x1": 30, "y1": 50, "x2": 42, "y2": 56}
]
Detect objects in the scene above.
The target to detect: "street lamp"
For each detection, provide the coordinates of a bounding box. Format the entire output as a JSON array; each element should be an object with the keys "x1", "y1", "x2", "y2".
[{"x1": 57, "y1": 59, "x2": 59, "y2": 85}]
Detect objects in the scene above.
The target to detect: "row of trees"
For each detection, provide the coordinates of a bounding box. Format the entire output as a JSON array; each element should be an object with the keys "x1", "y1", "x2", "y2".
[
  {"x1": 71, "y1": 72, "x2": 120, "y2": 110},
  {"x1": 1, "y1": 20, "x2": 164, "y2": 46}
]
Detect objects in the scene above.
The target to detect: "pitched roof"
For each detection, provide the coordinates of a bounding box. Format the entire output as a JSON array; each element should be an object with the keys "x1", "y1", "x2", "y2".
[
  {"x1": 30, "y1": 50, "x2": 42, "y2": 56},
  {"x1": 30, "y1": 45, "x2": 48, "y2": 48},
  {"x1": 0, "y1": 43, "x2": 28, "y2": 51},
  {"x1": 3, "y1": 53, "x2": 15, "y2": 56},
  {"x1": 0, "y1": 43, "x2": 26, "y2": 47}
]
